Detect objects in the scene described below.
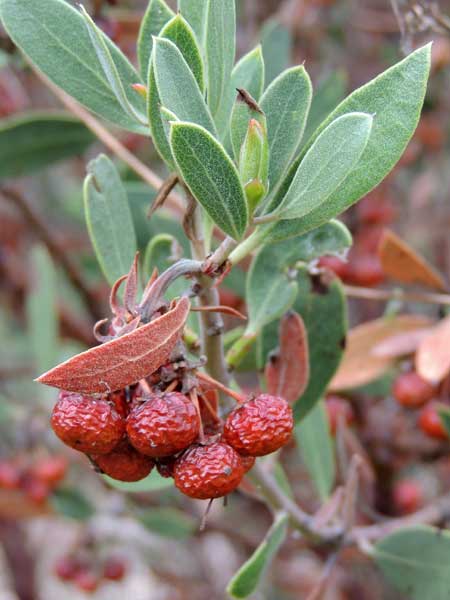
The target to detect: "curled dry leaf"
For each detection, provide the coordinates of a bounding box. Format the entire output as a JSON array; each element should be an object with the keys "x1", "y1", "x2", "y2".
[
  {"x1": 378, "y1": 229, "x2": 447, "y2": 291},
  {"x1": 36, "y1": 297, "x2": 190, "y2": 394},
  {"x1": 372, "y1": 327, "x2": 434, "y2": 359},
  {"x1": 265, "y1": 311, "x2": 309, "y2": 403},
  {"x1": 415, "y1": 315, "x2": 450, "y2": 384},
  {"x1": 329, "y1": 314, "x2": 434, "y2": 391}
]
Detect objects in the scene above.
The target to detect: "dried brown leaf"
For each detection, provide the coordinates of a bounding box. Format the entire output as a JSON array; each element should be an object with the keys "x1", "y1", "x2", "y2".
[
  {"x1": 372, "y1": 327, "x2": 434, "y2": 358},
  {"x1": 378, "y1": 229, "x2": 447, "y2": 291},
  {"x1": 329, "y1": 314, "x2": 433, "y2": 391},
  {"x1": 415, "y1": 315, "x2": 450, "y2": 384},
  {"x1": 265, "y1": 311, "x2": 309, "y2": 403},
  {"x1": 37, "y1": 297, "x2": 190, "y2": 394}
]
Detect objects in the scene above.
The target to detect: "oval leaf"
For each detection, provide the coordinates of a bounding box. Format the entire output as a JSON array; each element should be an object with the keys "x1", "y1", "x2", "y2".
[
  {"x1": 227, "y1": 512, "x2": 288, "y2": 599},
  {"x1": 170, "y1": 121, "x2": 248, "y2": 239},
  {"x1": 378, "y1": 229, "x2": 447, "y2": 291},
  {"x1": 137, "y1": 0, "x2": 174, "y2": 78},
  {"x1": 260, "y1": 18, "x2": 292, "y2": 86},
  {"x1": 178, "y1": 0, "x2": 207, "y2": 48},
  {"x1": 103, "y1": 469, "x2": 173, "y2": 492},
  {"x1": 265, "y1": 311, "x2": 309, "y2": 403},
  {"x1": 415, "y1": 315, "x2": 450, "y2": 385},
  {"x1": 0, "y1": 0, "x2": 147, "y2": 133},
  {"x1": 37, "y1": 297, "x2": 190, "y2": 394},
  {"x1": 275, "y1": 112, "x2": 373, "y2": 220}
]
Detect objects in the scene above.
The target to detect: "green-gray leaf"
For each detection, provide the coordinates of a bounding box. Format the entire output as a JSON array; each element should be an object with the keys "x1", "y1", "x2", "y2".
[
  {"x1": 84, "y1": 154, "x2": 137, "y2": 285},
  {"x1": 227, "y1": 512, "x2": 288, "y2": 599},
  {"x1": 137, "y1": 0, "x2": 174, "y2": 78},
  {"x1": 374, "y1": 526, "x2": 450, "y2": 600},
  {"x1": 262, "y1": 217, "x2": 352, "y2": 246},
  {"x1": 26, "y1": 245, "x2": 58, "y2": 375},
  {"x1": 260, "y1": 18, "x2": 292, "y2": 86},
  {"x1": 51, "y1": 488, "x2": 95, "y2": 521},
  {"x1": 266, "y1": 44, "x2": 431, "y2": 234},
  {"x1": 152, "y1": 37, "x2": 215, "y2": 133},
  {"x1": 303, "y1": 69, "x2": 347, "y2": 144},
  {"x1": 139, "y1": 507, "x2": 196, "y2": 539},
  {"x1": 0, "y1": 112, "x2": 94, "y2": 179},
  {"x1": 144, "y1": 234, "x2": 186, "y2": 299},
  {"x1": 0, "y1": 0, "x2": 147, "y2": 133},
  {"x1": 296, "y1": 400, "x2": 335, "y2": 500},
  {"x1": 178, "y1": 0, "x2": 207, "y2": 48},
  {"x1": 170, "y1": 121, "x2": 248, "y2": 239},
  {"x1": 103, "y1": 470, "x2": 173, "y2": 492},
  {"x1": 260, "y1": 66, "x2": 312, "y2": 191},
  {"x1": 205, "y1": 0, "x2": 236, "y2": 129},
  {"x1": 294, "y1": 268, "x2": 347, "y2": 420},
  {"x1": 276, "y1": 113, "x2": 373, "y2": 220},
  {"x1": 230, "y1": 94, "x2": 266, "y2": 162}
]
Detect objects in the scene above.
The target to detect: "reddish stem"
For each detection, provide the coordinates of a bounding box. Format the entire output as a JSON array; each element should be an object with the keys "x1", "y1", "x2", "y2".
[{"x1": 195, "y1": 371, "x2": 245, "y2": 405}]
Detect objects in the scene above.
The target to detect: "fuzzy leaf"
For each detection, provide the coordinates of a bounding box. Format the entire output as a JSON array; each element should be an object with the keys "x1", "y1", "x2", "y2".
[
  {"x1": 103, "y1": 469, "x2": 173, "y2": 492},
  {"x1": 294, "y1": 269, "x2": 347, "y2": 420},
  {"x1": 170, "y1": 121, "x2": 248, "y2": 239},
  {"x1": 0, "y1": 112, "x2": 94, "y2": 178},
  {"x1": 373, "y1": 526, "x2": 450, "y2": 600},
  {"x1": 260, "y1": 19, "x2": 291, "y2": 85},
  {"x1": 84, "y1": 154, "x2": 137, "y2": 286},
  {"x1": 264, "y1": 45, "x2": 431, "y2": 234},
  {"x1": 139, "y1": 507, "x2": 196, "y2": 539},
  {"x1": 152, "y1": 37, "x2": 214, "y2": 133},
  {"x1": 205, "y1": 0, "x2": 236, "y2": 129},
  {"x1": 227, "y1": 512, "x2": 288, "y2": 599},
  {"x1": 37, "y1": 297, "x2": 190, "y2": 394},
  {"x1": 0, "y1": 0, "x2": 147, "y2": 133},
  {"x1": 303, "y1": 70, "x2": 347, "y2": 144},
  {"x1": 265, "y1": 311, "x2": 309, "y2": 403},
  {"x1": 137, "y1": 0, "x2": 174, "y2": 78},
  {"x1": 230, "y1": 92, "x2": 266, "y2": 162},
  {"x1": 260, "y1": 66, "x2": 312, "y2": 190},
  {"x1": 143, "y1": 234, "x2": 186, "y2": 299},
  {"x1": 275, "y1": 113, "x2": 373, "y2": 220},
  {"x1": 415, "y1": 315, "x2": 450, "y2": 385},
  {"x1": 295, "y1": 400, "x2": 335, "y2": 500},
  {"x1": 148, "y1": 16, "x2": 205, "y2": 165},
  {"x1": 262, "y1": 217, "x2": 352, "y2": 246},
  {"x1": 178, "y1": 0, "x2": 207, "y2": 47}
]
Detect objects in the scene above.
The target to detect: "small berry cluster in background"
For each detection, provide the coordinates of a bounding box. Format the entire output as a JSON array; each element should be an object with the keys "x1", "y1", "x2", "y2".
[
  {"x1": 0, "y1": 454, "x2": 67, "y2": 505},
  {"x1": 54, "y1": 550, "x2": 126, "y2": 593}
]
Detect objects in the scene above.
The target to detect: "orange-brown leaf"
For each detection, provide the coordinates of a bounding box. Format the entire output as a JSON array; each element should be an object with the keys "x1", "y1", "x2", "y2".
[
  {"x1": 372, "y1": 327, "x2": 434, "y2": 359},
  {"x1": 329, "y1": 314, "x2": 434, "y2": 391},
  {"x1": 415, "y1": 315, "x2": 450, "y2": 384},
  {"x1": 265, "y1": 311, "x2": 309, "y2": 403},
  {"x1": 378, "y1": 229, "x2": 447, "y2": 291},
  {"x1": 37, "y1": 297, "x2": 190, "y2": 394}
]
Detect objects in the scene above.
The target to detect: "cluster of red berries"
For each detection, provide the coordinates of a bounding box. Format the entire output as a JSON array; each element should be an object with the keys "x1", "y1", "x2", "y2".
[
  {"x1": 54, "y1": 552, "x2": 126, "y2": 593},
  {"x1": 51, "y1": 386, "x2": 294, "y2": 500},
  {"x1": 319, "y1": 188, "x2": 394, "y2": 287},
  {"x1": 325, "y1": 395, "x2": 355, "y2": 435},
  {"x1": 0, "y1": 454, "x2": 67, "y2": 504},
  {"x1": 392, "y1": 371, "x2": 448, "y2": 440}
]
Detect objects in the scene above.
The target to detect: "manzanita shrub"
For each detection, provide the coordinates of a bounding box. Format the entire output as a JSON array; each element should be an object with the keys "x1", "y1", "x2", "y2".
[{"x1": 1, "y1": 0, "x2": 445, "y2": 597}]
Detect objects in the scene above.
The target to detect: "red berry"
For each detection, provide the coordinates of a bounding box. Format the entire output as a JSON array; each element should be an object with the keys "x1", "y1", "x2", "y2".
[
  {"x1": 156, "y1": 456, "x2": 176, "y2": 479},
  {"x1": 223, "y1": 394, "x2": 293, "y2": 457},
  {"x1": 110, "y1": 389, "x2": 130, "y2": 419},
  {"x1": 51, "y1": 391, "x2": 125, "y2": 454},
  {"x1": 325, "y1": 395, "x2": 354, "y2": 435},
  {"x1": 0, "y1": 460, "x2": 21, "y2": 489},
  {"x1": 91, "y1": 441, "x2": 154, "y2": 482},
  {"x1": 318, "y1": 255, "x2": 349, "y2": 279},
  {"x1": 103, "y1": 557, "x2": 127, "y2": 581},
  {"x1": 345, "y1": 253, "x2": 384, "y2": 287},
  {"x1": 74, "y1": 570, "x2": 100, "y2": 593},
  {"x1": 392, "y1": 372, "x2": 436, "y2": 408},
  {"x1": 174, "y1": 442, "x2": 244, "y2": 499},
  {"x1": 31, "y1": 456, "x2": 68, "y2": 486},
  {"x1": 54, "y1": 555, "x2": 79, "y2": 581},
  {"x1": 356, "y1": 194, "x2": 395, "y2": 225},
  {"x1": 240, "y1": 455, "x2": 255, "y2": 473},
  {"x1": 419, "y1": 403, "x2": 448, "y2": 440},
  {"x1": 21, "y1": 476, "x2": 50, "y2": 504},
  {"x1": 127, "y1": 392, "x2": 200, "y2": 458},
  {"x1": 393, "y1": 479, "x2": 423, "y2": 515}
]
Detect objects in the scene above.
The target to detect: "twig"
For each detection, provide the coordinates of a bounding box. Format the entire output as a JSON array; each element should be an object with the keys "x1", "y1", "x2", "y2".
[
  {"x1": 196, "y1": 371, "x2": 245, "y2": 404},
  {"x1": 305, "y1": 551, "x2": 339, "y2": 600},
  {"x1": 29, "y1": 64, "x2": 184, "y2": 215},
  {"x1": 0, "y1": 186, "x2": 104, "y2": 323},
  {"x1": 147, "y1": 173, "x2": 179, "y2": 218},
  {"x1": 341, "y1": 455, "x2": 363, "y2": 531},
  {"x1": 343, "y1": 284, "x2": 450, "y2": 307}
]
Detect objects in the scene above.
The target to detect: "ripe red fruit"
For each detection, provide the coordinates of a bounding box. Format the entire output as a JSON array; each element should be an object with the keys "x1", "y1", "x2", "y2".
[
  {"x1": 0, "y1": 460, "x2": 21, "y2": 489},
  {"x1": 74, "y1": 570, "x2": 99, "y2": 593},
  {"x1": 103, "y1": 557, "x2": 127, "y2": 581},
  {"x1": 392, "y1": 372, "x2": 436, "y2": 408},
  {"x1": 393, "y1": 479, "x2": 423, "y2": 515},
  {"x1": 356, "y1": 194, "x2": 395, "y2": 225},
  {"x1": 318, "y1": 255, "x2": 349, "y2": 279},
  {"x1": 91, "y1": 441, "x2": 154, "y2": 482},
  {"x1": 174, "y1": 442, "x2": 244, "y2": 499},
  {"x1": 31, "y1": 456, "x2": 68, "y2": 486},
  {"x1": 223, "y1": 394, "x2": 293, "y2": 457},
  {"x1": 240, "y1": 455, "x2": 255, "y2": 473},
  {"x1": 127, "y1": 392, "x2": 200, "y2": 458},
  {"x1": 51, "y1": 391, "x2": 125, "y2": 454},
  {"x1": 419, "y1": 403, "x2": 448, "y2": 440},
  {"x1": 54, "y1": 555, "x2": 79, "y2": 581},
  {"x1": 345, "y1": 254, "x2": 384, "y2": 287},
  {"x1": 325, "y1": 395, "x2": 354, "y2": 435},
  {"x1": 22, "y1": 476, "x2": 50, "y2": 504},
  {"x1": 156, "y1": 456, "x2": 176, "y2": 479}
]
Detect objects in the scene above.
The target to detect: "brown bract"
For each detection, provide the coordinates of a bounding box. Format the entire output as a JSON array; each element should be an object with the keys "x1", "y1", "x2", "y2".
[
  {"x1": 36, "y1": 297, "x2": 190, "y2": 394},
  {"x1": 265, "y1": 311, "x2": 309, "y2": 404}
]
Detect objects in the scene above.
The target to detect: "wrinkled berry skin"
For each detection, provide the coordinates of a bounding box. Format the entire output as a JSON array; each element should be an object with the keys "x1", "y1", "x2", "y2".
[
  {"x1": 223, "y1": 394, "x2": 293, "y2": 457},
  {"x1": 51, "y1": 392, "x2": 125, "y2": 454},
  {"x1": 91, "y1": 441, "x2": 154, "y2": 482},
  {"x1": 240, "y1": 455, "x2": 255, "y2": 473},
  {"x1": 127, "y1": 392, "x2": 200, "y2": 458},
  {"x1": 393, "y1": 372, "x2": 435, "y2": 408},
  {"x1": 174, "y1": 442, "x2": 244, "y2": 499}
]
